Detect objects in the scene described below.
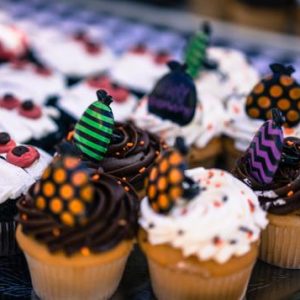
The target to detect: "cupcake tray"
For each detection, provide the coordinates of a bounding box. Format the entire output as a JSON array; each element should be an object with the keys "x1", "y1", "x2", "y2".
[{"x1": 1, "y1": 0, "x2": 300, "y2": 298}]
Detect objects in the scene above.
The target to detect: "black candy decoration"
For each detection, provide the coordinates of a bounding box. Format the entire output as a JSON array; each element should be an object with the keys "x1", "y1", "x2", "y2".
[
  {"x1": 0, "y1": 132, "x2": 10, "y2": 145},
  {"x1": 148, "y1": 61, "x2": 198, "y2": 126}
]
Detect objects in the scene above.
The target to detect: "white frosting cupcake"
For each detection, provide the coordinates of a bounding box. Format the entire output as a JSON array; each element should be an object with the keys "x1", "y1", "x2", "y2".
[
  {"x1": 58, "y1": 75, "x2": 137, "y2": 122},
  {"x1": 140, "y1": 167, "x2": 267, "y2": 264},
  {"x1": 0, "y1": 61, "x2": 65, "y2": 104},
  {"x1": 110, "y1": 45, "x2": 171, "y2": 92}
]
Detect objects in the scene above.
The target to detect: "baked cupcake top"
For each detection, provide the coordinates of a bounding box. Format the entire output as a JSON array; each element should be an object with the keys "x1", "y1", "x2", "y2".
[
  {"x1": 234, "y1": 109, "x2": 300, "y2": 215},
  {"x1": 110, "y1": 44, "x2": 170, "y2": 93},
  {"x1": 0, "y1": 60, "x2": 65, "y2": 104},
  {"x1": 57, "y1": 89, "x2": 165, "y2": 190},
  {"x1": 132, "y1": 61, "x2": 225, "y2": 148},
  {"x1": 0, "y1": 132, "x2": 51, "y2": 204},
  {"x1": 58, "y1": 75, "x2": 137, "y2": 122},
  {"x1": 17, "y1": 156, "x2": 138, "y2": 256},
  {"x1": 225, "y1": 64, "x2": 300, "y2": 151},
  {"x1": 140, "y1": 146, "x2": 267, "y2": 263}
]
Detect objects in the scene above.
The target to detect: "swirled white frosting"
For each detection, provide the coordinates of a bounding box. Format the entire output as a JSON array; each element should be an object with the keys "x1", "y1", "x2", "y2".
[
  {"x1": 224, "y1": 94, "x2": 300, "y2": 151},
  {"x1": 195, "y1": 47, "x2": 259, "y2": 103},
  {"x1": 0, "y1": 62, "x2": 65, "y2": 104},
  {"x1": 59, "y1": 78, "x2": 137, "y2": 122},
  {"x1": 140, "y1": 168, "x2": 267, "y2": 264},
  {"x1": 0, "y1": 106, "x2": 59, "y2": 143},
  {"x1": 0, "y1": 147, "x2": 51, "y2": 204},
  {"x1": 0, "y1": 24, "x2": 28, "y2": 59},
  {"x1": 131, "y1": 90, "x2": 226, "y2": 148},
  {"x1": 110, "y1": 51, "x2": 169, "y2": 92},
  {"x1": 34, "y1": 32, "x2": 115, "y2": 76}
]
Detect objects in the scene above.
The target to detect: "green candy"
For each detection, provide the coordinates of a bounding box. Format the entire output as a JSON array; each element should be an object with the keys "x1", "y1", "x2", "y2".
[{"x1": 74, "y1": 89, "x2": 114, "y2": 162}]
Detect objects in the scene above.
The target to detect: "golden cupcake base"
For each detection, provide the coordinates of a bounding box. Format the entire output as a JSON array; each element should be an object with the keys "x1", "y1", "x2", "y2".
[
  {"x1": 16, "y1": 226, "x2": 133, "y2": 300},
  {"x1": 139, "y1": 230, "x2": 258, "y2": 300}
]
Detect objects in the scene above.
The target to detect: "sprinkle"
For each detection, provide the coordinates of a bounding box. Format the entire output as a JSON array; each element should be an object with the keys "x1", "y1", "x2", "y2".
[
  {"x1": 122, "y1": 177, "x2": 127, "y2": 181},
  {"x1": 67, "y1": 131, "x2": 74, "y2": 141},
  {"x1": 140, "y1": 141, "x2": 145, "y2": 146},
  {"x1": 127, "y1": 142, "x2": 134, "y2": 147},
  {"x1": 229, "y1": 240, "x2": 237, "y2": 245},
  {"x1": 220, "y1": 171, "x2": 225, "y2": 176},
  {"x1": 124, "y1": 186, "x2": 130, "y2": 192},
  {"x1": 287, "y1": 140, "x2": 294, "y2": 146},
  {"x1": 116, "y1": 152, "x2": 120, "y2": 156},
  {"x1": 139, "y1": 167, "x2": 146, "y2": 173},
  {"x1": 155, "y1": 151, "x2": 160, "y2": 156},
  {"x1": 287, "y1": 191, "x2": 294, "y2": 197},
  {"x1": 149, "y1": 223, "x2": 155, "y2": 229},
  {"x1": 81, "y1": 247, "x2": 90, "y2": 256},
  {"x1": 248, "y1": 199, "x2": 255, "y2": 213},
  {"x1": 208, "y1": 171, "x2": 214, "y2": 178},
  {"x1": 52, "y1": 228, "x2": 60, "y2": 237},
  {"x1": 213, "y1": 201, "x2": 222, "y2": 207},
  {"x1": 233, "y1": 106, "x2": 240, "y2": 114},
  {"x1": 207, "y1": 124, "x2": 213, "y2": 130},
  {"x1": 178, "y1": 230, "x2": 184, "y2": 235},
  {"x1": 118, "y1": 219, "x2": 127, "y2": 226},
  {"x1": 181, "y1": 208, "x2": 188, "y2": 215},
  {"x1": 222, "y1": 196, "x2": 228, "y2": 202},
  {"x1": 92, "y1": 174, "x2": 100, "y2": 180},
  {"x1": 163, "y1": 144, "x2": 168, "y2": 149},
  {"x1": 240, "y1": 190, "x2": 245, "y2": 195},
  {"x1": 117, "y1": 181, "x2": 122, "y2": 185},
  {"x1": 215, "y1": 183, "x2": 221, "y2": 188},
  {"x1": 213, "y1": 236, "x2": 222, "y2": 246},
  {"x1": 21, "y1": 214, "x2": 28, "y2": 221}
]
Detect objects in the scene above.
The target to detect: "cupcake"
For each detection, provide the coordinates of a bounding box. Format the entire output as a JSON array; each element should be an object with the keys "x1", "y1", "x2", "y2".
[
  {"x1": 224, "y1": 63, "x2": 300, "y2": 170},
  {"x1": 57, "y1": 89, "x2": 165, "y2": 198},
  {"x1": 139, "y1": 145, "x2": 267, "y2": 300},
  {"x1": 110, "y1": 44, "x2": 170, "y2": 93},
  {"x1": 234, "y1": 108, "x2": 300, "y2": 268},
  {"x1": 58, "y1": 74, "x2": 137, "y2": 123},
  {"x1": 186, "y1": 23, "x2": 259, "y2": 107},
  {"x1": 0, "y1": 60, "x2": 65, "y2": 105},
  {"x1": 16, "y1": 155, "x2": 138, "y2": 300},
  {"x1": 0, "y1": 95, "x2": 63, "y2": 152},
  {"x1": 33, "y1": 30, "x2": 115, "y2": 84},
  {"x1": 0, "y1": 23, "x2": 28, "y2": 63},
  {"x1": 131, "y1": 61, "x2": 224, "y2": 168},
  {"x1": 0, "y1": 132, "x2": 51, "y2": 255}
]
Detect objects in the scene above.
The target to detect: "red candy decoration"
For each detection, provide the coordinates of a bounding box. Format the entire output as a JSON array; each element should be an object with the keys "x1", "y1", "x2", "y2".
[
  {"x1": 6, "y1": 145, "x2": 40, "y2": 168},
  {"x1": 0, "y1": 132, "x2": 16, "y2": 154},
  {"x1": 18, "y1": 100, "x2": 42, "y2": 119},
  {"x1": 0, "y1": 94, "x2": 20, "y2": 110},
  {"x1": 154, "y1": 51, "x2": 170, "y2": 65}
]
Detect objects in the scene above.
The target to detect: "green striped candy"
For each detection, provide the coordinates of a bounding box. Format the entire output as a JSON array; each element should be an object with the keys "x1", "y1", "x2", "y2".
[{"x1": 74, "y1": 100, "x2": 114, "y2": 162}]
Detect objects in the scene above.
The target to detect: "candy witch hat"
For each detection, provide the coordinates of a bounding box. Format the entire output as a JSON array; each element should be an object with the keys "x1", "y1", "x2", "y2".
[
  {"x1": 146, "y1": 136, "x2": 199, "y2": 214},
  {"x1": 185, "y1": 21, "x2": 218, "y2": 79}
]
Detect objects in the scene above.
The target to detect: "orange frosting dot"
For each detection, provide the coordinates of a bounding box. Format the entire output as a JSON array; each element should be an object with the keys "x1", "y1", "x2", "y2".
[
  {"x1": 72, "y1": 171, "x2": 88, "y2": 186},
  {"x1": 258, "y1": 96, "x2": 271, "y2": 109},
  {"x1": 54, "y1": 168, "x2": 66, "y2": 184},
  {"x1": 169, "y1": 152, "x2": 182, "y2": 165},
  {"x1": 280, "y1": 75, "x2": 293, "y2": 86},
  {"x1": 289, "y1": 88, "x2": 300, "y2": 100},
  {"x1": 64, "y1": 157, "x2": 79, "y2": 169},
  {"x1": 60, "y1": 184, "x2": 74, "y2": 200},
  {"x1": 287, "y1": 110, "x2": 299, "y2": 122},
  {"x1": 69, "y1": 199, "x2": 84, "y2": 215},
  {"x1": 159, "y1": 159, "x2": 169, "y2": 173},
  {"x1": 248, "y1": 108, "x2": 260, "y2": 118},
  {"x1": 42, "y1": 167, "x2": 51, "y2": 180},
  {"x1": 150, "y1": 167, "x2": 158, "y2": 181},
  {"x1": 158, "y1": 177, "x2": 167, "y2": 191},
  {"x1": 158, "y1": 194, "x2": 169, "y2": 208},
  {"x1": 246, "y1": 96, "x2": 253, "y2": 106},
  {"x1": 253, "y1": 83, "x2": 264, "y2": 94},
  {"x1": 270, "y1": 85, "x2": 283, "y2": 98},
  {"x1": 36, "y1": 196, "x2": 46, "y2": 210},
  {"x1": 50, "y1": 198, "x2": 63, "y2": 214},
  {"x1": 80, "y1": 186, "x2": 93, "y2": 202},
  {"x1": 43, "y1": 182, "x2": 55, "y2": 197},
  {"x1": 61, "y1": 212, "x2": 75, "y2": 226},
  {"x1": 169, "y1": 187, "x2": 182, "y2": 199},
  {"x1": 277, "y1": 98, "x2": 291, "y2": 110},
  {"x1": 148, "y1": 184, "x2": 156, "y2": 199},
  {"x1": 169, "y1": 169, "x2": 183, "y2": 184}
]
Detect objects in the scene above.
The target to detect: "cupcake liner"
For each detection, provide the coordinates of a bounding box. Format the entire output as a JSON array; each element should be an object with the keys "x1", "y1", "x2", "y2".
[
  {"x1": 188, "y1": 137, "x2": 222, "y2": 169},
  {"x1": 259, "y1": 213, "x2": 300, "y2": 269},
  {"x1": 17, "y1": 227, "x2": 133, "y2": 300},
  {"x1": 147, "y1": 256, "x2": 254, "y2": 300},
  {"x1": 0, "y1": 220, "x2": 20, "y2": 256}
]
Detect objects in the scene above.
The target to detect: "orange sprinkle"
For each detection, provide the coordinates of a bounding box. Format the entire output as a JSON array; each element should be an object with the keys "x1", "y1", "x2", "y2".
[
  {"x1": 122, "y1": 177, "x2": 127, "y2": 181},
  {"x1": 124, "y1": 186, "x2": 130, "y2": 192},
  {"x1": 213, "y1": 201, "x2": 222, "y2": 207},
  {"x1": 155, "y1": 151, "x2": 160, "y2": 156},
  {"x1": 139, "y1": 167, "x2": 146, "y2": 173},
  {"x1": 287, "y1": 191, "x2": 294, "y2": 197},
  {"x1": 127, "y1": 142, "x2": 134, "y2": 147},
  {"x1": 92, "y1": 174, "x2": 100, "y2": 180},
  {"x1": 21, "y1": 214, "x2": 28, "y2": 221},
  {"x1": 52, "y1": 228, "x2": 60, "y2": 237},
  {"x1": 67, "y1": 130, "x2": 74, "y2": 141},
  {"x1": 81, "y1": 247, "x2": 90, "y2": 256},
  {"x1": 140, "y1": 141, "x2": 145, "y2": 146}
]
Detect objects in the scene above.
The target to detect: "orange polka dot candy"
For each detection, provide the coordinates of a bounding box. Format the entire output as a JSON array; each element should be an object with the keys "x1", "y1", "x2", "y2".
[
  {"x1": 33, "y1": 156, "x2": 96, "y2": 227},
  {"x1": 245, "y1": 63, "x2": 300, "y2": 127},
  {"x1": 146, "y1": 149, "x2": 185, "y2": 214}
]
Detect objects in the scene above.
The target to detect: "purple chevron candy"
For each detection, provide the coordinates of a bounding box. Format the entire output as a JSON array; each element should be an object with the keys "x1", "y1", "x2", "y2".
[{"x1": 246, "y1": 108, "x2": 284, "y2": 184}]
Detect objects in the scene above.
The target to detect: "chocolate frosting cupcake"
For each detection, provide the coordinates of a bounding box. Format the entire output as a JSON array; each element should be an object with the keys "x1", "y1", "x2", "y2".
[
  {"x1": 234, "y1": 136, "x2": 300, "y2": 215},
  {"x1": 16, "y1": 156, "x2": 138, "y2": 256},
  {"x1": 58, "y1": 121, "x2": 165, "y2": 191}
]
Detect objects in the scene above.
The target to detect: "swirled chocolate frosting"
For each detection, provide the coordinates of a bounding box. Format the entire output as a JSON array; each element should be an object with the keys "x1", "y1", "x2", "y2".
[
  {"x1": 57, "y1": 122, "x2": 166, "y2": 191},
  {"x1": 16, "y1": 174, "x2": 138, "y2": 256},
  {"x1": 234, "y1": 137, "x2": 300, "y2": 215}
]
